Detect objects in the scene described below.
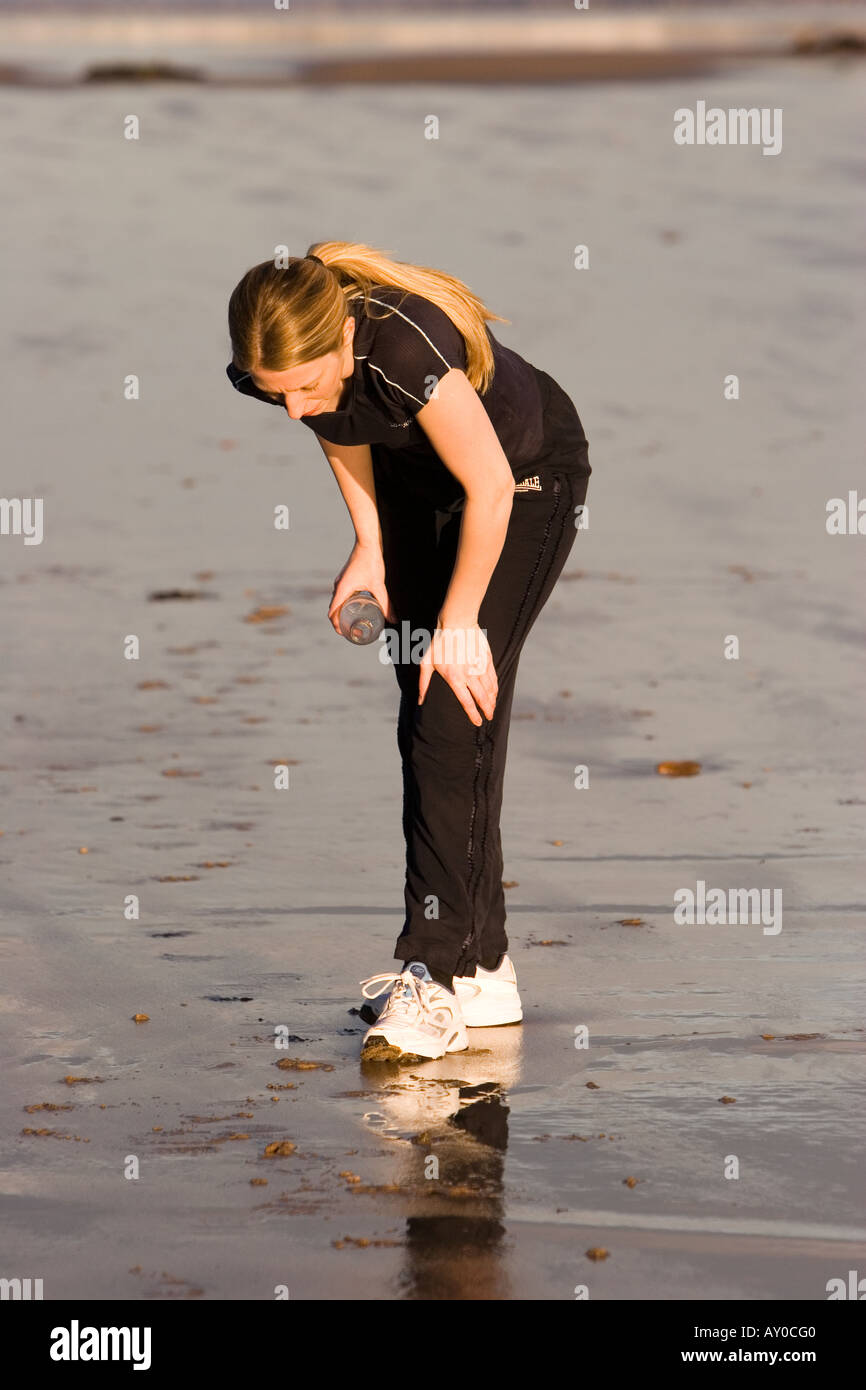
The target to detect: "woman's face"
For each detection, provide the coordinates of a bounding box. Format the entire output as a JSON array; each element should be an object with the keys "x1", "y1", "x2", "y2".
[{"x1": 249, "y1": 315, "x2": 354, "y2": 418}]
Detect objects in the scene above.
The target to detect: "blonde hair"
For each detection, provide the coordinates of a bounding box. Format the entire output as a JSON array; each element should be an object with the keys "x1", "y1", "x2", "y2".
[{"x1": 227, "y1": 240, "x2": 509, "y2": 394}]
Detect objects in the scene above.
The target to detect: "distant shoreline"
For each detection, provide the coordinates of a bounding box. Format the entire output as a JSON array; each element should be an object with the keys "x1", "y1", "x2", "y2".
[{"x1": 0, "y1": 5, "x2": 863, "y2": 85}]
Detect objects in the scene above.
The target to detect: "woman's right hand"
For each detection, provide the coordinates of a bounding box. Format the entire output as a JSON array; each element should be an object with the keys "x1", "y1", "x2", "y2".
[{"x1": 328, "y1": 541, "x2": 396, "y2": 634}]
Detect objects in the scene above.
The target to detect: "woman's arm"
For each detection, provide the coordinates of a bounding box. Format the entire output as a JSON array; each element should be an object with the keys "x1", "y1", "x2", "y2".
[
  {"x1": 314, "y1": 435, "x2": 383, "y2": 552},
  {"x1": 412, "y1": 368, "x2": 514, "y2": 725},
  {"x1": 415, "y1": 369, "x2": 515, "y2": 627},
  {"x1": 314, "y1": 435, "x2": 394, "y2": 630}
]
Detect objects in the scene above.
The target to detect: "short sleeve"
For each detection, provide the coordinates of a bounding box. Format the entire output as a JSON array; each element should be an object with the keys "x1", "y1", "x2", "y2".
[
  {"x1": 366, "y1": 294, "x2": 469, "y2": 416},
  {"x1": 226, "y1": 361, "x2": 283, "y2": 408}
]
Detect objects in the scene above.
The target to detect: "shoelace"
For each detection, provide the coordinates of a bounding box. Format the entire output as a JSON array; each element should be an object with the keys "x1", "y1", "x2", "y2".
[{"x1": 360, "y1": 970, "x2": 428, "y2": 1020}]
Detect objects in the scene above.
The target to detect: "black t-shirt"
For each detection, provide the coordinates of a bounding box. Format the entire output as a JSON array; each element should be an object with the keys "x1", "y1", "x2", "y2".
[{"x1": 226, "y1": 287, "x2": 554, "y2": 509}]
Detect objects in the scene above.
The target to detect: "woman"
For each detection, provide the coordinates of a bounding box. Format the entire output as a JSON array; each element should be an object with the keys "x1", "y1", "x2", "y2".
[{"x1": 226, "y1": 241, "x2": 591, "y2": 1063}]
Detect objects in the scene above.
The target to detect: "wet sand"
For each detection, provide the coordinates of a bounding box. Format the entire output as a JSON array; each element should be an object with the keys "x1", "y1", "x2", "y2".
[{"x1": 1, "y1": 59, "x2": 865, "y2": 1299}]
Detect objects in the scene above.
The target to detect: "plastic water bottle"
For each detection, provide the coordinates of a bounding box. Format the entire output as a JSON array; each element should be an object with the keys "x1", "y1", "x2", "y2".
[{"x1": 338, "y1": 589, "x2": 385, "y2": 645}]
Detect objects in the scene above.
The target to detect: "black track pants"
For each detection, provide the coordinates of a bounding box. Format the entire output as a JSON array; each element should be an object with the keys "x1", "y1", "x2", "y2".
[{"x1": 374, "y1": 374, "x2": 590, "y2": 986}]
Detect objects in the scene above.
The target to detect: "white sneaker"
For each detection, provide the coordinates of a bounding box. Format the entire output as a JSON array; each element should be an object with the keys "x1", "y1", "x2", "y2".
[
  {"x1": 359, "y1": 962, "x2": 468, "y2": 1062},
  {"x1": 453, "y1": 954, "x2": 523, "y2": 1027}
]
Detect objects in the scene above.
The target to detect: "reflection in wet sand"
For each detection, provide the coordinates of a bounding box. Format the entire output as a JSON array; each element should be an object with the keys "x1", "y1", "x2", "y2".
[{"x1": 360, "y1": 1031, "x2": 523, "y2": 1299}]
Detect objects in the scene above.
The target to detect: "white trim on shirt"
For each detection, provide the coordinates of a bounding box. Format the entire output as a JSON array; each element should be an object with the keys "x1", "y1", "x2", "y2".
[{"x1": 363, "y1": 294, "x2": 455, "y2": 408}]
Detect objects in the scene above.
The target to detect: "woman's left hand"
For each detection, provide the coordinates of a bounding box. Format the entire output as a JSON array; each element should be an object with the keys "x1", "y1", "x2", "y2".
[{"x1": 417, "y1": 622, "x2": 498, "y2": 727}]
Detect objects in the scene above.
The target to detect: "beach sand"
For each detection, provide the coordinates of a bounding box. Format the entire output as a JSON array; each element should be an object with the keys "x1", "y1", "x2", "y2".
[{"x1": 1, "y1": 58, "x2": 864, "y2": 1299}]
